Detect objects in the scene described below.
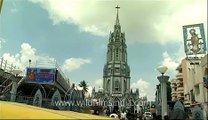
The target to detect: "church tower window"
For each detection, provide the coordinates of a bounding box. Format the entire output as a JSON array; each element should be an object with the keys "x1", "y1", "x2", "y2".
[
  {"x1": 110, "y1": 48, "x2": 113, "y2": 61},
  {"x1": 115, "y1": 80, "x2": 119, "y2": 91},
  {"x1": 116, "y1": 48, "x2": 119, "y2": 60}
]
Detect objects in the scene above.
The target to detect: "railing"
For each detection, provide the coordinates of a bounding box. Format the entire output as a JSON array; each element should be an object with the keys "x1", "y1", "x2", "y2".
[
  {"x1": 0, "y1": 76, "x2": 24, "y2": 97},
  {"x1": 0, "y1": 57, "x2": 16, "y2": 73},
  {"x1": 0, "y1": 73, "x2": 14, "y2": 96},
  {"x1": 35, "y1": 59, "x2": 69, "y2": 83}
]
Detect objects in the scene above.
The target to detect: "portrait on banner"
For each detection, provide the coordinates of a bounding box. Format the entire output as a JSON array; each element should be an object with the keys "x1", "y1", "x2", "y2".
[{"x1": 182, "y1": 23, "x2": 207, "y2": 56}]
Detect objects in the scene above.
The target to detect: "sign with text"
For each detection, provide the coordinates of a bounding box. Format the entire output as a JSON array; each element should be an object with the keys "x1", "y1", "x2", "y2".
[
  {"x1": 26, "y1": 67, "x2": 56, "y2": 84},
  {"x1": 112, "y1": 93, "x2": 122, "y2": 97}
]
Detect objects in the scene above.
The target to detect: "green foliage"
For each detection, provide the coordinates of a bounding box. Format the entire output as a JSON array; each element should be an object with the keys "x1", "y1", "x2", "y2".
[
  {"x1": 79, "y1": 80, "x2": 89, "y2": 95},
  {"x1": 167, "y1": 81, "x2": 172, "y2": 101}
]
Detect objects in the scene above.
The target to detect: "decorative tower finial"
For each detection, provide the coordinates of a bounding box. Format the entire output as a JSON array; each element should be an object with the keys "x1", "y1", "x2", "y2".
[{"x1": 115, "y1": 5, "x2": 120, "y2": 25}]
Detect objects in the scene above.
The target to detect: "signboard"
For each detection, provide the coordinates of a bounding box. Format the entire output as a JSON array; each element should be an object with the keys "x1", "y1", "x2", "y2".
[
  {"x1": 26, "y1": 67, "x2": 56, "y2": 84},
  {"x1": 182, "y1": 23, "x2": 207, "y2": 56},
  {"x1": 112, "y1": 93, "x2": 122, "y2": 97}
]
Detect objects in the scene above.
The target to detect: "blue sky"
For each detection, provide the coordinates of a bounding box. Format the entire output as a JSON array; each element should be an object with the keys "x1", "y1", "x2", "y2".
[{"x1": 0, "y1": 0, "x2": 207, "y2": 101}]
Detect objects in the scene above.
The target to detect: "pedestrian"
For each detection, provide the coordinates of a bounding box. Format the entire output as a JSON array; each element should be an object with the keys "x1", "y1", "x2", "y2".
[
  {"x1": 156, "y1": 115, "x2": 162, "y2": 120},
  {"x1": 152, "y1": 113, "x2": 157, "y2": 120},
  {"x1": 164, "y1": 115, "x2": 169, "y2": 120},
  {"x1": 106, "y1": 108, "x2": 110, "y2": 116},
  {"x1": 169, "y1": 100, "x2": 189, "y2": 120},
  {"x1": 192, "y1": 103, "x2": 203, "y2": 120}
]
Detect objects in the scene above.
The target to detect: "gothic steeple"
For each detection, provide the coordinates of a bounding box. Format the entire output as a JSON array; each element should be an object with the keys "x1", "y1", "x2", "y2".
[
  {"x1": 115, "y1": 5, "x2": 120, "y2": 26},
  {"x1": 114, "y1": 5, "x2": 121, "y2": 34},
  {"x1": 103, "y1": 5, "x2": 130, "y2": 95}
]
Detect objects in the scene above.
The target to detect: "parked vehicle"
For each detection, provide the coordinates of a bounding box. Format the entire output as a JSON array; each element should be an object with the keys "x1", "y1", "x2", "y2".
[{"x1": 143, "y1": 112, "x2": 152, "y2": 120}]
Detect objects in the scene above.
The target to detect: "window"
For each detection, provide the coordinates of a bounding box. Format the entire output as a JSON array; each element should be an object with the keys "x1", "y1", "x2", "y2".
[
  {"x1": 116, "y1": 48, "x2": 119, "y2": 60},
  {"x1": 124, "y1": 80, "x2": 126, "y2": 92},
  {"x1": 110, "y1": 48, "x2": 113, "y2": 61},
  {"x1": 108, "y1": 68, "x2": 111, "y2": 74},
  {"x1": 122, "y1": 49, "x2": 125, "y2": 62},
  {"x1": 115, "y1": 68, "x2": 119, "y2": 72},
  {"x1": 107, "y1": 79, "x2": 110, "y2": 91},
  {"x1": 115, "y1": 80, "x2": 119, "y2": 91}
]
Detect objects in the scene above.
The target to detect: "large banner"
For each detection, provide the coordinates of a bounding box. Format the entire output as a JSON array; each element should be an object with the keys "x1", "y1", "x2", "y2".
[
  {"x1": 182, "y1": 23, "x2": 207, "y2": 56},
  {"x1": 26, "y1": 67, "x2": 56, "y2": 84}
]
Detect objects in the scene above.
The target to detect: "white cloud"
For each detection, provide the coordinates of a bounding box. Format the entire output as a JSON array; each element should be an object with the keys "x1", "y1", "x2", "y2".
[
  {"x1": 29, "y1": 0, "x2": 207, "y2": 44},
  {"x1": 2, "y1": 43, "x2": 90, "y2": 76},
  {"x1": 2, "y1": 43, "x2": 37, "y2": 71},
  {"x1": 162, "y1": 51, "x2": 180, "y2": 73},
  {"x1": 161, "y1": 44, "x2": 186, "y2": 76},
  {"x1": 131, "y1": 79, "x2": 150, "y2": 97},
  {"x1": 0, "y1": 37, "x2": 6, "y2": 49},
  {"x1": 61, "y1": 58, "x2": 91, "y2": 73},
  {"x1": 94, "y1": 78, "x2": 102, "y2": 87}
]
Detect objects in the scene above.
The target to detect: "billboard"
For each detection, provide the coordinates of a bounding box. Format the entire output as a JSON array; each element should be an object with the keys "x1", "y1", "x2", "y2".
[
  {"x1": 182, "y1": 23, "x2": 207, "y2": 56},
  {"x1": 26, "y1": 67, "x2": 56, "y2": 84}
]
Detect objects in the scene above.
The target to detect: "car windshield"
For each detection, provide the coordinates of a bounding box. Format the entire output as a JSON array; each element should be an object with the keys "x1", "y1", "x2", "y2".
[{"x1": 146, "y1": 113, "x2": 151, "y2": 115}]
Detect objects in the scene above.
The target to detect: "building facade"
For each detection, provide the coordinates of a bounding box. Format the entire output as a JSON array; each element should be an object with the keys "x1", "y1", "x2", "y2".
[
  {"x1": 170, "y1": 64, "x2": 185, "y2": 102},
  {"x1": 91, "y1": 6, "x2": 140, "y2": 113},
  {"x1": 170, "y1": 54, "x2": 208, "y2": 118}
]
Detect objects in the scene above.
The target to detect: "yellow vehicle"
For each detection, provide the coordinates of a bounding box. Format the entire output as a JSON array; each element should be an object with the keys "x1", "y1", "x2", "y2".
[{"x1": 0, "y1": 101, "x2": 116, "y2": 119}]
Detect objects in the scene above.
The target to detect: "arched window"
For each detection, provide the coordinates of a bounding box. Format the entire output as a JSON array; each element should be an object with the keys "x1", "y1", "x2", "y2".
[
  {"x1": 107, "y1": 79, "x2": 110, "y2": 91},
  {"x1": 122, "y1": 49, "x2": 125, "y2": 62},
  {"x1": 124, "y1": 80, "x2": 127, "y2": 92},
  {"x1": 115, "y1": 80, "x2": 120, "y2": 91},
  {"x1": 116, "y1": 48, "x2": 119, "y2": 60},
  {"x1": 110, "y1": 48, "x2": 113, "y2": 61}
]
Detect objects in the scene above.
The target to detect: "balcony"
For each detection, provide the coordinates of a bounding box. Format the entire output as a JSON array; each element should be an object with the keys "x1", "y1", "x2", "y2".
[
  {"x1": 176, "y1": 80, "x2": 183, "y2": 85},
  {"x1": 177, "y1": 94, "x2": 184, "y2": 98},
  {"x1": 171, "y1": 85, "x2": 177, "y2": 88},
  {"x1": 177, "y1": 87, "x2": 184, "y2": 91},
  {"x1": 172, "y1": 98, "x2": 177, "y2": 101},
  {"x1": 177, "y1": 90, "x2": 184, "y2": 94},
  {"x1": 177, "y1": 83, "x2": 183, "y2": 87},
  {"x1": 176, "y1": 73, "x2": 183, "y2": 79},
  {"x1": 184, "y1": 100, "x2": 190, "y2": 105},
  {"x1": 171, "y1": 94, "x2": 177, "y2": 97}
]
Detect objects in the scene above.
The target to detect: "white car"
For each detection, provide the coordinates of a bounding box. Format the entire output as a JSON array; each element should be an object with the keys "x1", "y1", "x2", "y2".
[
  {"x1": 109, "y1": 113, "x2": 118, "y2": 118},
  {"x1": 143, "y1": 112, "x2": 152, "y2": 119}
]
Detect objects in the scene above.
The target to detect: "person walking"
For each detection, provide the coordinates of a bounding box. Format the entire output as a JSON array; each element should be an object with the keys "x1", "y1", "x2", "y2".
[{"x1": 169, "y1": 100, "x2": 189, "y2": 120}]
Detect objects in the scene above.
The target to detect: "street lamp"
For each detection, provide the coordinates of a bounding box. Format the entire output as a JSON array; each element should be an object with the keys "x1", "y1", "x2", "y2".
[{"x1": 157, "y1": 66, "x2": 169, "y2": 118}]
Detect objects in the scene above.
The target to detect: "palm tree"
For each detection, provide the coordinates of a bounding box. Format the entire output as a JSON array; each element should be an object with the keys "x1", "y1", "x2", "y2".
[
  {"x1": 71, "y1": 83, "x2": 75, "y2": 89},
  {"x1": 79, "y1": 80, "x2": 89, "y2": 97}
]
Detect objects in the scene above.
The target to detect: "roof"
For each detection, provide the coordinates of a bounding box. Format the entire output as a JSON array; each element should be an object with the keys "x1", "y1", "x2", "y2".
[{"x1": 0, "y1": 101, "x2": 116, "y2": 119}]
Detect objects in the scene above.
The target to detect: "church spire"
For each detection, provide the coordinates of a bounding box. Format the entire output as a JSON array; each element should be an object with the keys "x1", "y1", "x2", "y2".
[{"x1": 115, "y1": 5, "x2": 120, "y2": 26}]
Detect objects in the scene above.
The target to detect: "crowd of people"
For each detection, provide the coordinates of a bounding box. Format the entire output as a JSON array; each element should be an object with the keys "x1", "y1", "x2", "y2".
[
  {"x1": 102, "y1": 100, "x2": 206, "y2": 120},
  {"x1": 107, "y1": 109, "x2": 139, "y2": 120},
  {"x1": 151, "y1": 100, "x2": 205, "y2": 120}
]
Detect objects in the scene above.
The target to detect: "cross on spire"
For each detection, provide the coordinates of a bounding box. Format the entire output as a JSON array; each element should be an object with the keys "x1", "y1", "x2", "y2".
[
  {"x1": 115, "y1": 5, "x2": 120, "y2": 26},
  {"x1": 115, "y1": 5, "x2": 120, "y2": 14}
]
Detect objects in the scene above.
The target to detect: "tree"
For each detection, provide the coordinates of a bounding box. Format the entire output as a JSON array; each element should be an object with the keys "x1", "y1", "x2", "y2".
[
  {"x1": 71, "y1": 83, "x2": 75, "y2": 89},
  {"x1": 79, "y1": 80, "x2": 89, "y2": 96},
  {"x1": 167, "y1": 81, "x2": 172, "y2": 101}
]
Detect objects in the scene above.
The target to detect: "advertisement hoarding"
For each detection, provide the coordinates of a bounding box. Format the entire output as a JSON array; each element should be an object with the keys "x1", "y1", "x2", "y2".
[
  {"x1": 182, "y1": 23, "x2": 207, "y2": 56},
  {"x1": 25, "y1": 67, "x2": 56, "y2": 84}
]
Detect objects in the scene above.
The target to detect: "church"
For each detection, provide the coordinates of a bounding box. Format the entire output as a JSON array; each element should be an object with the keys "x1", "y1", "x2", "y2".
[{"x1": 91, "y1": 6, "x2": 140, "y2": 113}]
